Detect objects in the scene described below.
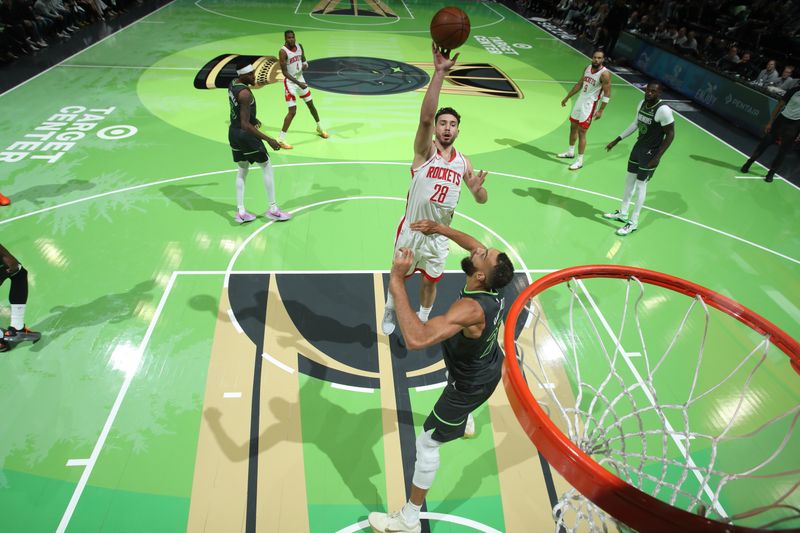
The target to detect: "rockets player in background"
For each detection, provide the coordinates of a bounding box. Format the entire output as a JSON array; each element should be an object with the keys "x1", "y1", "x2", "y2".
[
  {"x1": 381, "y1": 43, "x2": 489, "y2": 337},
  {"x1": 558, "y1": 50, "x2": 612, "y2": 170},
  {"x1": 277, "y1": 30, "x2": 329, "y2": 149}
]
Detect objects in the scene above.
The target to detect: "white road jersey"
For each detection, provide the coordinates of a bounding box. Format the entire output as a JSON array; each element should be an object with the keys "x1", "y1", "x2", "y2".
[
  {"x1": 571, "y1": 64, "x2": 606, "y2": 121},
  {"x1": 281, "y1": 44, "x2": 305, "y2": 81},
  {"x1": 404, "y1": 147, "x2": 467, "y2": 227}
]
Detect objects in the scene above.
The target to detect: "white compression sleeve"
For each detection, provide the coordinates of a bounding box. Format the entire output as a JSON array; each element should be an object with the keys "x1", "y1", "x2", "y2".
[
  {"x1": 259, "y1": 160, "x2": 276, "y2": 206},
  {"x1": 620, "y1": 172, "x2": 637, "y2": 215},
  {"x1": 631, "y1": 179, "x2": 648, "y2": 223},
  {"x1": 236, "y1": 162, "x2": 249, "y2": 211}
]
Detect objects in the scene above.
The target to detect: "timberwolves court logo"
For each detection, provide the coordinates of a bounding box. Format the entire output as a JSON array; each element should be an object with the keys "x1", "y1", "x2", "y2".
[{"x1": 194, "y1": 54, "x2": 523, "y2": 98}]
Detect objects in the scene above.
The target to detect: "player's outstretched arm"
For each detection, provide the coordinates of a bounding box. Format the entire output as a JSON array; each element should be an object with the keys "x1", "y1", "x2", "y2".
[
  {"x1": 463, "y1": 158, "x2": 488, "y2": 203},
  {"x1": 414, "y1": 43, "x2": 460, "y2": 164},
  {"x1": 389, "y1": 248, "x2": 483, "y2": 350},
  {"x1": 410, "y1": 220, "x2": 484, "y2": 252}
]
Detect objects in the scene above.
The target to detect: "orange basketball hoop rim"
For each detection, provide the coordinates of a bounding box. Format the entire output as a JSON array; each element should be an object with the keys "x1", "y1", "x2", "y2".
[{"x1": 502, "y1": 264, "x2": 800, "y2": 533}]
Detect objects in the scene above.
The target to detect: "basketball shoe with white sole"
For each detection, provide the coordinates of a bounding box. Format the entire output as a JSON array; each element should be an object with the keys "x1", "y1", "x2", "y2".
[{"x1": 368, "y1": 511, "x2": 421, "y2": 533}]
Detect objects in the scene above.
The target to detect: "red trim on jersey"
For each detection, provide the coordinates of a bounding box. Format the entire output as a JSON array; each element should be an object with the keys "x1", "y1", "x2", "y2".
[
  {"x1": 415, "y1": 268, "x2": 443, "y2": 283},
  {"x1": 570, "y1": 99, "x2": 598, "y2": 130},
  {"x1": 436, "y1": 146, "x2": 458, "y2": 163},
  {"x1": 284, "y1": 78, "x2": 295, "y2": 102}
]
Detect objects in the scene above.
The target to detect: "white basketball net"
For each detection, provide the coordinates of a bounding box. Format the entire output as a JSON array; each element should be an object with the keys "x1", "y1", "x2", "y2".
[{"x1": 514, "y1": 275, "x2": 800, "y2": 532}]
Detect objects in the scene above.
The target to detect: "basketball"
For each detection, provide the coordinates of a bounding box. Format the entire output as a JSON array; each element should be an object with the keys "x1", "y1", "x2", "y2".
[{"x1": 430, "y1": 7, "x2": 471, "y2": 50}]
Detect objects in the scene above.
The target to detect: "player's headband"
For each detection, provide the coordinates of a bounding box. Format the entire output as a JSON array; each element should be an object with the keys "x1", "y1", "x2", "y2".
[{"x1": 236, "y1": 64, "x2": 255, "y2": 76}]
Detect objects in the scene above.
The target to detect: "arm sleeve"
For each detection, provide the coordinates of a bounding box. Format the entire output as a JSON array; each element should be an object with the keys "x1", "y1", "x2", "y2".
[
  {"x1": 655, "y1": 105, "x2": 675, "y2": 126},
  {"x1": 619, "y1": 101, "x2": 642, "y2": 139}
]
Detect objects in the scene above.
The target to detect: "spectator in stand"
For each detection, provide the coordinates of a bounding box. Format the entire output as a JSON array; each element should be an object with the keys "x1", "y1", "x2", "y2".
[
  {"x1": 752, "y1": 59, "x2": 779, "y2": 87},
  {"x1": 733, "y1": 51, "x2": 757, "y2": 79},
  {"x1": 677, "y1": 30, "x2": 699, "y2": 56},
  {"x1": 673, "y1": 26, "x2": 688, "y2": 47},
  {"x1": 716, "y1": 46, "x2": 740, "y2": 71},
  {"x1": 600, "y1": 0, "x2": 631, "y2": 59},
  {"x1": 656, "y1": 25, "x2": 678, "y2": 43},
  {"x1": 636, "y1": 14, "x2": 655, "y2": 36},
  {"x1": 584, "y1": 3, "x2": 609, "y2": 42},
  {"x1": 766, "y1": 66, "x2": 796, "y2": 96}
]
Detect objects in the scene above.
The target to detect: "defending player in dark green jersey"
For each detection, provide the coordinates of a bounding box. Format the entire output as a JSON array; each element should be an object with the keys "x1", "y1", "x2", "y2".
[
  {"x1": 368, "y1": 220, "x2": 514, "y2": 533},
  {"x1": 603, "y1": 81, "x2": 676, "y2": 236}
]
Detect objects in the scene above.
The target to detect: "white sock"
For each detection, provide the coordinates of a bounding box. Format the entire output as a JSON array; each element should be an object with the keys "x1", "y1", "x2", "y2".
[
  {"x1": 236, "y1": 164, "x2": 249, "y2": 212},
  {"x1": 279, "y1": 131, "x2": 286, "y2": 140},
  {"x1": 400, "y1": 500, "x2": 421, "y2": 525},
  {"x1": 631, "y1": 179, "x2": 648, "y2": 224},
  {"x1": 619, "y1": 172, "x2": 637, "y2": 216},
  {"x1": 10, "y1": 304, "x2": 25, "y2": 330},
  {"x1": 567, "y1": 144, "x2": 575, "y2": 154},
  {"x1": 259, "y1": 161, "x2": 276, "y2": 206},
  {"x1": 576, "y1": 153, "x2": 584, "y2": 164},
  {"x1": 418, "y1": 306, "x2": 432, "y2": 322},
  {"x1": 316, "y1": 121, "x2": 323, "y2": 129},
  {"x1": 385, "y1": 292, "x2": 395, "y2": 311}
]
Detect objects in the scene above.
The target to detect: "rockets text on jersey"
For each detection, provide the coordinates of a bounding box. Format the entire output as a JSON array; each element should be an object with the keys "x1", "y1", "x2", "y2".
[
  {"x1": 281, "y1": 44, "x2": 304, "y2": 80},
  {"x1": 578, "y1": 64, "x2": 606, "y2": 102},
  {"x1": 405, "y1": 147, "x2": 467, "y2": 227}
]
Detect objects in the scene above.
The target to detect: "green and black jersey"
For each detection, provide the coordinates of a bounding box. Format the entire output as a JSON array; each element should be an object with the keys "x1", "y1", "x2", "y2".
[
  {"x1": 441, "y1": 287, "x2": 505, "y2": 387},
  {"x1": 228, "y1": 81, "x2": 258, "y2": 130},
  {"x1": 635, "y1": 99, "x2": 670, "y2": 149}
]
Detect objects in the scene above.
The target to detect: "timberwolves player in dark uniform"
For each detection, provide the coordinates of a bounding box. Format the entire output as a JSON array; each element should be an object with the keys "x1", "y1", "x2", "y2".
[
  {"x1": 228, "y1": 63, "x2": 291, "y2": 223},
  {"x1": 604, "y1": 81, "x2": 675, "y2": 236},
  {"x1": 368, "y1": 221, "x2": 514, "y2": 533}
]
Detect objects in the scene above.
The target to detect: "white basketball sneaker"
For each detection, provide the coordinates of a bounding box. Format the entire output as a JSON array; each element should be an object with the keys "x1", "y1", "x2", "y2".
[
  {"x1": 603, "y1": 210, "x2": 627, "y2": 221},
  {"x1": 368, "y1": 511, "x2": 421, "y2": 533},
  {"x1": 616, "y1": 221, "x2": 638, "y2": 236},
  {"x1": 557, "y1": 150, "x2": 575, "y2": 159},
  {"x1": 381, "y1": 307, "x2": 396, "y2": 336},
  {"x1": 463, "y1": 412, "x2": 476, "y2": 439},
  {"x1": 568, "y1": 160, "x2": 583, "y2": 170}
]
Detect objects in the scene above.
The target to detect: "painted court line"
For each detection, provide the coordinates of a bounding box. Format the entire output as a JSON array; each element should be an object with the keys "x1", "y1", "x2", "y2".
[
  {"x1": 331, "y1": 383, "x2": 374, "y2": 393},
  {"x1": 415, "y1": 381, "x2": 447, "y2": 392},
  {"x1": 3, "y1": 162, "x2": 797, "y2": 267},
  {"x1": 223, "y1": 392, "x2": 242, "y2": 398},
  {"x1": 58, "y1": 64, "x2": 199, "y2": 71},
  {"x1": 227, "y1": 308, "x2": 243, "y2": 333},
  {"x1": 503, "y1": 4, "x2": 799, "y2": 191},
  {"x1": 263, "y1": 352, "x2": 295, "y2": 374},
  {"x1": 56, "y1": 270, "x2": 178, "y2": 533},
  {"x1": 336, "y1": 513, "x2": 502, "y2": 533},
  {"x1": 65, "y1": 459, "x2": 89, "y2": 467},
  {"x1": 399, "y1": 0, "x2": 413, "y2": 19}
]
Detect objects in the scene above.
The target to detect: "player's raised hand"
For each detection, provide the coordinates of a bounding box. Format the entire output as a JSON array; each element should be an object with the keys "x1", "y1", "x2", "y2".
[
  {"x1": 391, "y1": 248, "x2": 414, "y2": 278},
  {"x1": 432, "y1": 41, "x2": 459, "y2": 73},
  {"x1": 465, "y1": 169, "x2": 488, "y2": 190},
  {"x1": 410, "y1": 219, "x2": 440, "y2": 235}
]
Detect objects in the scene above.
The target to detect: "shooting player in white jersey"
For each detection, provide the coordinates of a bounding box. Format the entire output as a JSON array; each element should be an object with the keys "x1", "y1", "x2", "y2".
[
  {"x1": 558, "y1": 50, "x2": 612, "y2": 170},
  {"x1": 381, "y1": 43, "x2": 489, "y2": 337},
  {"x1": 277, "y1": 30, "x2": 329, "y2": 149}
]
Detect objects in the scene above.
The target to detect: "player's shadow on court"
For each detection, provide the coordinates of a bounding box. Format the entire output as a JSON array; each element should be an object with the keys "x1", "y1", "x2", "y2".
[
  {"x1": 641, "y1": 190, "x2": 688, "y2": 230},
  {"x1": 283, "y1": 183, "x2": 363, "y2": 213},
  {"x1": 9, "y1": 179, "x2": 96, "y2": 205},
  {"x1": 27, "y1": 280, "x2": 156, "y2": 351},
  {"x1": 513, "y1": 187, "x2": 617, "y2": 228},
  {"x1": 689, "y1": 154, "x2": 742, "y2": 171},
  {"x1": 160, "y1": 183, "x2": 238, "y2": 225},
  {"x1": 495, "y1": 138, "x2": 553, "y2": 162},
  {"x1": 204, "y1": 378, "x2": 388, "y2": 510},
  {"x1": 281, "y1": 299, "x2": 375, "y2": 348},
  {"x1": 188, "y1": 294, "x2": 224, "y2": 319}
]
